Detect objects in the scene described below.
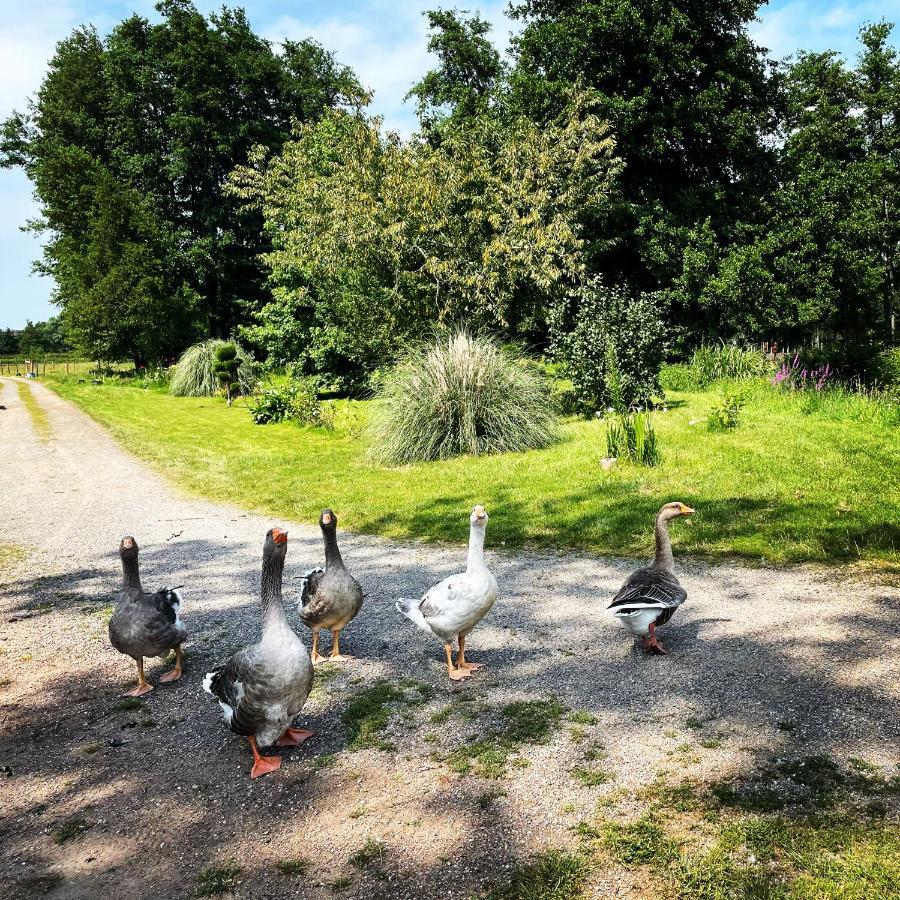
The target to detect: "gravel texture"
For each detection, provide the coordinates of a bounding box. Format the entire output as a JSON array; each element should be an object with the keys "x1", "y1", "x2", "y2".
[{"x1": 0, "y1": 377, "x2": 898, "y2": 899}]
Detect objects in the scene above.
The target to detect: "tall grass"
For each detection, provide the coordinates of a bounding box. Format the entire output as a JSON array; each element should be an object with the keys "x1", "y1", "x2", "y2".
[
  {"x1": 367, "y1": 331, "x2": 558, "y2": 464},
  {"x1": 690, "y1": 343, "x2": 773, "y2": 384},
  {"x1": 799, "y1": 382, "x2": 900, "y2": 427},
  {"x1": 169, "y1": 340, "x2": 258, "y2": 397}
]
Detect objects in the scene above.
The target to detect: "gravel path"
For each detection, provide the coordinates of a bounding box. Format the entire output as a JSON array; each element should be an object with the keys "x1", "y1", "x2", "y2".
[{"x1": 0, "y1": 377, "x2": 898, "y2": 900}]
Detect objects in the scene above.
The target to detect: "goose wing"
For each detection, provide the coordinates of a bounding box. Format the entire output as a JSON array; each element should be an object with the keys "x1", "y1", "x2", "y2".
[
  {"x1": 419, "y1": 573, "x2": 471, "y2": 622},
  {"x1": 204, "y1": 646, "x2": 267, "y2": 737},
  {"x1": 608, "y1": 568, "x2": 687, "y2": 611},
  {"x1": 297, "y1": 567, "x2": 328, "y2": 623}
]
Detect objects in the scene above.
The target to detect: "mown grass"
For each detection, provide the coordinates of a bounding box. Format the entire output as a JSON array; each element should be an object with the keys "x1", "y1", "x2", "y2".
[
  {"x1": 17, "y1": 381, "x2": 51, "y2": 440},
  {"x1": 47, "y1": 376, "x2": 900, "y2": 566}
]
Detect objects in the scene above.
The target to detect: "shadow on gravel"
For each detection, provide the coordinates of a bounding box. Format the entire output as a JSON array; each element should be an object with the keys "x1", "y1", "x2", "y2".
[{"x1": 1, "y1": 536, "x2": 898, "y2": 898}]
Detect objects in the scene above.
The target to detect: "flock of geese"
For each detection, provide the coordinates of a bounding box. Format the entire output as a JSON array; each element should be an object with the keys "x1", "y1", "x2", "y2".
[{"x1": 108, "y1": 501, "x2": 694, "y2": 778}]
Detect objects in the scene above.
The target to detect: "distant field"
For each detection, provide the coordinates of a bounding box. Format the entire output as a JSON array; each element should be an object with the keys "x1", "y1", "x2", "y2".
[{"x1": 45, "y1": 376, "x2": 900, "y2": 569}]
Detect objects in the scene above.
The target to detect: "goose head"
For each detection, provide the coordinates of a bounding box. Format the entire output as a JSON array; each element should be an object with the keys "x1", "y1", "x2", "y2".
[
  {"x1": 265, "y1": 527, "x2": 289, "y2": 558},
  {"x1": 658, "y1": 501, "x2": 695, "y2": 522},
  {"x1": 320, "y1": 508, "x2": 337, "y2": 531},
  {"x1": 119, "y1": 535, "x2": 139, "y2": 559},
  {"x1": 470, "y1": 505, "x2": 489, "y2": 528}
]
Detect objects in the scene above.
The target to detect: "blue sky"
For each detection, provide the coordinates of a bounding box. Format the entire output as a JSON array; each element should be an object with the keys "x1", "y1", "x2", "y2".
[{"x1": 1, "y1": 0, "x2": 898, "y2": 329}]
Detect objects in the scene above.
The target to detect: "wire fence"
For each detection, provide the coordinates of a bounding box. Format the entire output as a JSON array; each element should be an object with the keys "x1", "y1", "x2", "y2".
[{"x1": 0, "y1": 356, "x2": 126, "y2": 377}]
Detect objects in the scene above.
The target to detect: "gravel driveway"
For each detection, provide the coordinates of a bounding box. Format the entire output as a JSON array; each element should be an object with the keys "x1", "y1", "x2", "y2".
[{"x1": 1, "y1": 377, "x2": 897, "y2": 899}]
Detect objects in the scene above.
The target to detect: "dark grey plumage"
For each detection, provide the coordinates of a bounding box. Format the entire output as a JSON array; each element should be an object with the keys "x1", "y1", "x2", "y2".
[
  {"x1": 108, "y1": 538, "x2": 186, "y2": 662},
  {"x1": 204, "y1": 529, "x2": 313, "y2": 748},
  {"x1": 297, "y1": 509, "x2": 363, "y2": 662}
]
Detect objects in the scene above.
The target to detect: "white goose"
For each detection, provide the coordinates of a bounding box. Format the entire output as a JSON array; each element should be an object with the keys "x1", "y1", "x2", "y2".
[{"x1": 396, "y1": 505, "x2": 497, "y2": 681}]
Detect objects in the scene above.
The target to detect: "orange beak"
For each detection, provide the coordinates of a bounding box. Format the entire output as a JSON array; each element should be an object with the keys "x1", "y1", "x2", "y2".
[
  {"x1": 272, "y1": 528, "x2": 288, "y2": 545},
  {"x1": 680, "y1": 505, "x2": 695, "y2": 515}
]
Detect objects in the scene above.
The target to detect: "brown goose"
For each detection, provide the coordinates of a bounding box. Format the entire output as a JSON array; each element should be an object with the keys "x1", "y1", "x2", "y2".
[
  {"x1": 608, "y1": 502, "x2": 694, "y2": 654},
  {"x1": 203, "y1": 528, "x2": 314, "y2": 779},
  {"x1": 108, "y1": 537, "x2": 186, "y2": 696},
  {"x1": 297, "y1": 509, "x2": 364, "y2": 665}
]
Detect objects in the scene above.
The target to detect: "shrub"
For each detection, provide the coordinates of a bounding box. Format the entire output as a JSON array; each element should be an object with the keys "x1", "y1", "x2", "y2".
[
  {"x1": 659, "y1": 363, "x2": 700, "y2": 392},
  {"x1": 707, "y1": 389, "x2": 746, "y2": 430},
  {"x1": 550, "y1": 281, "x2": 665, "y2": 412},
  {"x1": 247, "y1": 376, "x2": 334, "y2": 427},
  {"x1": 213, "y1": 343, "x2": 240, "y2": 405},
  {"x1": 170, "y1": 339, "x2": 258, "y2": 397},
  {"x1": 605, "y1": 410, "x2": 660, "y2": 465},
  {"x1": 367, "y1": 330, "x2": 558, "y2": 464},
  {"x1": 690, "y1": 343, "x2": 772, "y2": 384}
]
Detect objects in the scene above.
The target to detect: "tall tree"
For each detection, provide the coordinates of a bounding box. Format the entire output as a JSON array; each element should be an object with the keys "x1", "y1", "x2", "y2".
[
  {"x1": 407, "y1": 9, "x2": 505, "y2": 134},
  {"x1": 1, "y1": 0, "x2": 362, "y2": 362},
  {"x1": 507, "y1": 0, "x2": 778, "y2": 338}
]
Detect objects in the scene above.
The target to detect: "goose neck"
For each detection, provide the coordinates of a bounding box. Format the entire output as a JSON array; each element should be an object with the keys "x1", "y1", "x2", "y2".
[
  {"x1": 466, "y1": 523, "x2": 487, "y2": 572},
  {"x1": 653, "y1": 514, "x2": 675, "y2": 572},
  {"x1": 260, "y1": 554, "x2": 287, "y2": 628},
  {"x1": 323, "y1": 529, "x2": 344, "y2": 569},
  {"x1": 121, "y1": 555, "x2": 142, "y2": 592}
]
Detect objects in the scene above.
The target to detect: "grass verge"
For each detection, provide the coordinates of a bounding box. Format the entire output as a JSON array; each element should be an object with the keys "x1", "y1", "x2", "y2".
[
  {"x1": 17, "y1": 381, "x2": 51, "y2": 441},
  {"x1": 46, "y1": 377, "x2": 900, "y2": 567}
]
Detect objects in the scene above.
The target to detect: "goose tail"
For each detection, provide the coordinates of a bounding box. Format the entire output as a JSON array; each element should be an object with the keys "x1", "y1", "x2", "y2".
[{"x1": 395, "y1": 598, "x2": 432, "y2": 634}]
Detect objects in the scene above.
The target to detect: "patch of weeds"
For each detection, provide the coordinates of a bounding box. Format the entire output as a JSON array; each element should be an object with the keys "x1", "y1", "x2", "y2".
[
  {"x1": 663, "y1": 728, "x2": 678, "y2": 738},
  {"x1": 582, "y1": 745, "x2": 605, "y2": 762},
  {"x1": 194, "y1": 860, "x2": 242, "y2": 897},
  {"x1": 79, "y1": 741, "x2": 103, "y2": 755},
  {"x1": 685, "y1": 717, "x2": 703, "y2": 730},
  {"x1": 477, "y1": 788, "x2": 507, "y2": 810},
  {"x1": 639, "y1": 778, "x2": 701, "y2": 812},
  {"x1": 329, "y1": 875, "x2": 354, "y2": 891},
  {"x1": 19, "y1": 654, "x2": 32, "y2": 662},
  {"x1": 568, "y1": 711, "x2": 597, "y2": 726},
  {"x1": 560, "y1": 802, "x2": 575, "y2": 814},
  {"x1": 116, "y1": 698, "x2": 144, "y2": 712},
  {"x1": 486, "y1": 850, "x2": 589, "y2": 900},
  {"x1": 776, "y1": 720, "x2": 795, "y2": 731},
  {"x1": 139, "y1": 719, "x2": 157, "y2": 728},
  {"x1": 502, "y1": 699, "x2": 567, "y2": 744},
  {"x1": 348, "y1": 806, "x2": 367, "y2": 819},
  {"x1": 350, "y1": 838, "x2": 386, "y2": 869},
  {"x1": 341, "y1": 680, "x2": 405, "y2": 751},
  {"x1": 698, "y1": 737, "x2": 722, "y2": 750},
  {"x1": 778, "y1": 754, "x2": 845, "y2": 792},
  {"x1": 448, "y1": 740, "x2": 509, "y2": 779},
  {"x1": 511, "y1": 756, "x2": 531, "y2": 769},
  {"x1": 399, "y1": 678, "x2": 434, "y2": 702},
  {"x1": 603, "y1": 814, "x2": 679, "y2": 865},
  {"x1": 568, "y1": 725, "x2": 586, "y2": 743},
  {"x1": 571, "y1": 766, "x2": 613, "y2": 787},
  {"x1": 53, "y1": 816, "x2": 92, "y2": 844},
  {"x1": 276, "y1": 858, "x2": 309, "y2": 877},
  {"x1": 313, "y1": 753, "x2": 336, "y2": 770}
]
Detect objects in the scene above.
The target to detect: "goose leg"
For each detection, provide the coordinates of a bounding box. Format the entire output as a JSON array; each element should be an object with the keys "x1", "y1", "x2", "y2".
[
  {"x1": 310, "y1": 629, "x2": 327, "y2": 666},
  {"x1": 445, "y1": 643, "x2": 472, "y2": 681},
  {"x1": 328, "y1": 629, "x2": 354, "y2": 662},
  {"x1": 122, "y1": 658, "x2": 154, "y2": 697},
  {"x1": 248, "y1": 736, "x2": 281, "y2": 779},
  {"x1": 276, "y1": 727, "x2": 315, "y2": 747},
  {"x1": 159, "y1": 645, "x2": 183, "y2": 683},
  {"x1": 643, "y1": 623, "x2": 667, "y2": 655},
  {"x1": 457, "y1": 634, "x2": 484, "y2": 672}
]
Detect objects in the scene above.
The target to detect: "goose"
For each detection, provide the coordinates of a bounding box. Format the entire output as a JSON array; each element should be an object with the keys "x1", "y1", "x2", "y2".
[
  {"x1": 396, "y1": 505, "x2": 497, "y2": 681},
  {"x1": 108, "y1": 537, "x2": 186, "y2": 697},
  {"x1": 608, "y1": 502, "x2": 695, "y2": 654},
  {"x1": 203, "y1": 528, "x2": 314, "y2": 779},
  {"x1": 297, "y1": 508, "x2": 364, "y2": 665}
]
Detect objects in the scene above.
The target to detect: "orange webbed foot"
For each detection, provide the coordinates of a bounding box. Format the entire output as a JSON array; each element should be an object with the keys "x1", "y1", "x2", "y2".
[
  {"x1": 276, "y1": 728, "x2": 315, "y2": 747},
  {"x1": 122, "y1": 682, "x2": 154, "y2": 697},
  {"x1": 250, "y1": 754, "x2": 282, "y2": 779},
  {"x1": 159, "y1": 668, "x2": 182, "y2": 683},
  {"x1": 448, "y1": 667, "x2": 473, "y2": 681}
]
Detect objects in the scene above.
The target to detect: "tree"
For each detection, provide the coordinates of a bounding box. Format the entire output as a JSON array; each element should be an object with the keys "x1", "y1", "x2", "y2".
[
  {"x1": 408, "y1": 9, "x2": 505, "y2": 134},
  {"x1": 1, "y1": 1, "x2": 362, "y2": 363},
  {"x1": 507, "y1": 0, "x2": 779, "y2": 337},
  {"x1": 229, "y1": 93, "x2": 621, "y2": 389}
]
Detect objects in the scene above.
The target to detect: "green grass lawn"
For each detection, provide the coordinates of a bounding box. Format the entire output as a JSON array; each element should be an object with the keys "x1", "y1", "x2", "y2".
[{"x1": 46, "y1": 377, "x2": 899, "y2": 568}]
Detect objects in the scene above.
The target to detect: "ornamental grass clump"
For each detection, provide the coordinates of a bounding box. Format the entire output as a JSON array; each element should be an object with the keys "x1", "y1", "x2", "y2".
[
  {"x1": 169, "y1": 339, "x2": 258, "y2": 397},
  {"x1": 605, "y1": 410, "x2": 660, "y2": 466},
  {"x1": 367, "y1": 331, "x2": 558, "y2": 465}
]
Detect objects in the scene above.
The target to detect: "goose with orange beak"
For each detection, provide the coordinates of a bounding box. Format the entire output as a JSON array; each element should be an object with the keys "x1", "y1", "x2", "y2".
[
  {"x1": 608, "y1": 502, "x2": 695, "y2": 654},
  {"x1": 204, "y1": 528, "x2": 315, "y2": 778}
]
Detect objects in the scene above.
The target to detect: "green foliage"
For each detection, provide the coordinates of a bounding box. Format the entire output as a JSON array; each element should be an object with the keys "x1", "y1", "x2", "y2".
[
  {"x1": 605, "y1": 411, "x2": 660, "y2": 466},
  {"x1": 689, "y1": 344, "x2": 772, "y2": 385},
  {"x1": 659, "y1": 363, "x2": 701, "y2": 393},
  {"x1": 194, "y1": 860, "x2": 242, "y2": 897},
  {"x1": 349, "y1": 838, "x2": 386, "y2": 869},
  {"x1": 247, "y1": 377, "x2": 334, "y2": 427},
  {"x1": 1, "y1": 3, "x2": 363, "y2": 363},
  {"x1": 550, "y1": 282, "x2": 665, "y2": 412},
  {"x1": 485, "y1": 850, "x2": 589, "y2": 900},
  {"x1": 212, "y1": 343, "x2": 240, "y2": 404},
  {"x1": 341, "y1": 680, "x2": 406, "y2": 751},
  {"x1": 169, "y1": 340, "x2": 257, "y2": 398},
  {"x1": 276, "y1": 858, "x2": 309, "y2": 877},
  {"x1": 366, "y1": 331, "x2": 558, "y2": 465},
  {"x1": 229, "y1": 96, "x2": 620, "y2": 387},
  {"x1": 707, "y1": 390, "x2": 746, "y2": 431}
]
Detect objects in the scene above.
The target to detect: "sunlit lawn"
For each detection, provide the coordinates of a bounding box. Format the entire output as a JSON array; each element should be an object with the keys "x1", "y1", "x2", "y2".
[{"x1": 48, "y1": 377, "x2": 899, "y2": 568}]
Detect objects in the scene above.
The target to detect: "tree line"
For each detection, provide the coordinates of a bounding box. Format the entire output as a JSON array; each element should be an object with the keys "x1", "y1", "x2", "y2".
[{"x1": 2, "y1": 0, "x2": 898, "y2": 388}]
